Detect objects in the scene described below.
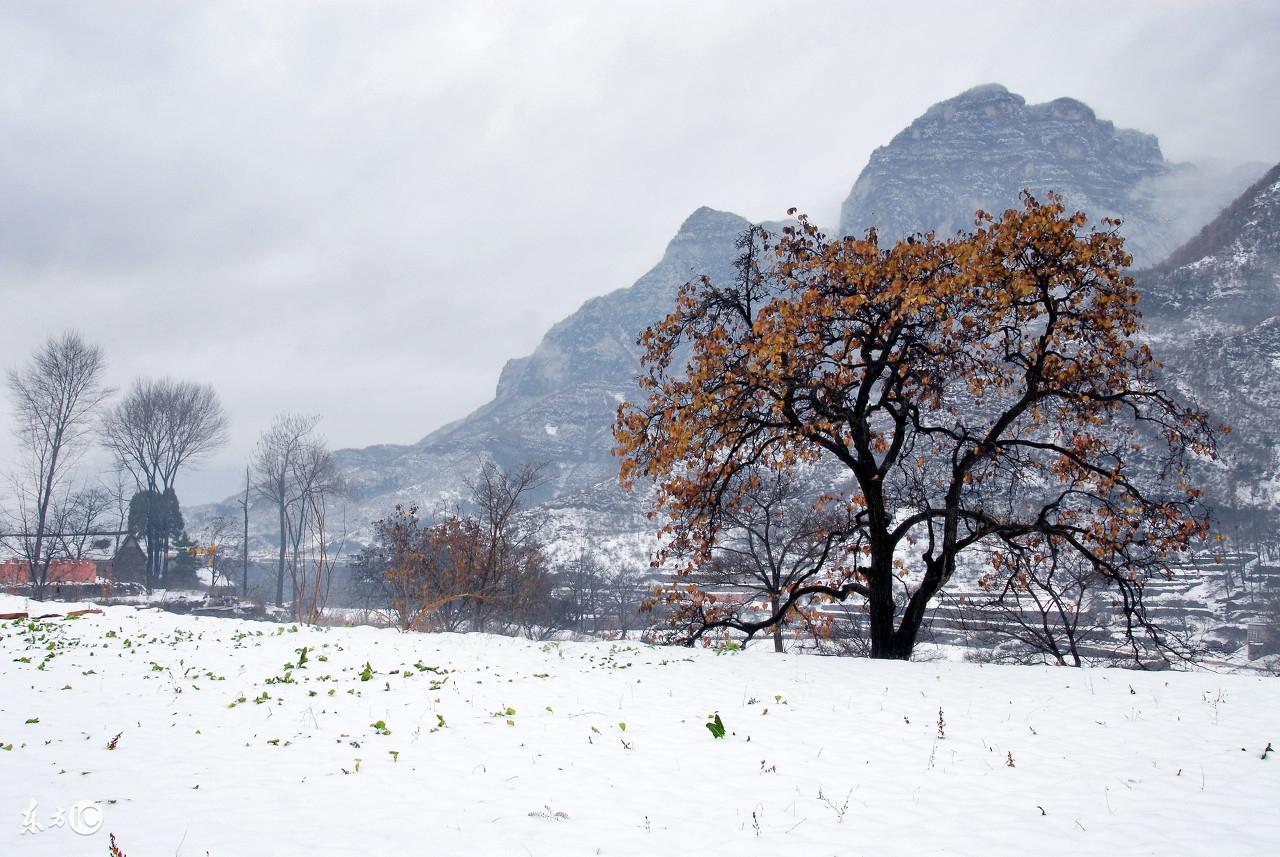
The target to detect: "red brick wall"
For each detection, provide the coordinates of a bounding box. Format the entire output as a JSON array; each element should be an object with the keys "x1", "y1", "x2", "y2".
[
  {"x1": 0, "y1": 559, "x2": 97, "y2": 584},
  {"x1": 0, "y1": 560, "x2": 24, "y2": 585}
]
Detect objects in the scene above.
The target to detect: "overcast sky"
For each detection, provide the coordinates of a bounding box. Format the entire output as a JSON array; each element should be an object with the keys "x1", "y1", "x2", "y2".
[{"x1": 1, "y1": 1, "x2": 1277, "y2": 505}]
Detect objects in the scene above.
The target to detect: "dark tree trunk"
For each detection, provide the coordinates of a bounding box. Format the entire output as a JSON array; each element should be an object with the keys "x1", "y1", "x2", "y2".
[
  {"x1": 770, "y1": 594, "x2": 784, "y2": 653},
  {"x1": 866, "y1": 562, "x2": 903, "y2": 659},
  {"x1": 241, "y1": 467, "x2": 250, "y2": 597},
  {"x1": 145, "y1": 533, "x2": 158, "y2": 592},
  {"x1": 276, "y1": 502, "x2": 286, "y2": 606},
  {"x1": 242, "y1": 512, "x2": 249, "y2": 597},
  {"x1": 866, "y1": 562, "x2": 935, "y2": 660}
]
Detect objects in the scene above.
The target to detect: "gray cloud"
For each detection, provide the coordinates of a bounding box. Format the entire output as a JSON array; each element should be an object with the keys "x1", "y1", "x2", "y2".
[{"x1": 1, "y1": 1, "x2": 1277, "y2": 504}]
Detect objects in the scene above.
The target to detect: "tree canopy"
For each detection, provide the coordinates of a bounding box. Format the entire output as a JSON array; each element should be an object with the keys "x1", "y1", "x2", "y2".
[
  {"x1": 614, "y1": 194, "x2": 1218, "y2": 660},
  {"x1": 127, "y1": 488, "x2": 184, "y2": 546}
]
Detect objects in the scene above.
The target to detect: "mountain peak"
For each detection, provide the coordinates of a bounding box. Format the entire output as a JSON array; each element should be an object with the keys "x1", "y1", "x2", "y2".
[
  {"x1": 662, "y1": 206, "x2": 750, "y2": 265},
  {"x1": 672, "y1": 206, "x2": 749, "y2": 239},
  {"x1": 486, "y1": 206, "x2": 747, "y2": 405},
  {"x1": 1037, "y1": 96, "x2": 1097, "y2": 124},
  {"x1": 934, "y1": 82, "x2": 1021, "y2": 108},
  {"x1": 840, "y1": 85, "x2": 1180, "y2": 264},
  {"x1": 956, "y1": 82, "x2": 1012, "y2": 98},
  {"x1": 908, "y1": 83, "x2": 1024, "y2": 135}
]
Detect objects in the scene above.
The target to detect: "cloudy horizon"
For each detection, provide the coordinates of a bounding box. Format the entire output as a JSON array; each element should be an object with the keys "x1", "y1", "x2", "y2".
[{"x1": 2, "y1": 1, "x2": 1277, "y2": 506}]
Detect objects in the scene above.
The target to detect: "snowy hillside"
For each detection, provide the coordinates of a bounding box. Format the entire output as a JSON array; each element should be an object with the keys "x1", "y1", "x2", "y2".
[
  {"x1": 2, "y1": 596, "x2": 1278, "y2": 856},
  {"x1": 1138, "y1": 162, "x2": 1280, "y2": 508},
  {"x1": 196, "y1": 85, "x2": 1260, "y2": 566}
]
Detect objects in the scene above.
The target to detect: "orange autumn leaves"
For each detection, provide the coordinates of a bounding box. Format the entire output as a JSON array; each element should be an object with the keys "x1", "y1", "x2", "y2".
[{"x1": 614, "y1": 193, "x2": 1217, "y2": 654}]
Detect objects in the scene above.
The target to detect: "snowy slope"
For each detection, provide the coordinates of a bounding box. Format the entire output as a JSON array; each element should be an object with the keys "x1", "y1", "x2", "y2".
[
  {"x1": 2, "y1": 596, "x2": 1278, "y2": 856},
  {"x1": 1138, "y1": 162, "x2": 1280, "y2": 508}
]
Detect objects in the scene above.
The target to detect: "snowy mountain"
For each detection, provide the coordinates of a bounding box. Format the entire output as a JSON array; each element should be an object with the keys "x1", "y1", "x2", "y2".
[
  {"x1": 839, "y1": 83, "x2": 1255, "y2": 267},
  {"x1": 1137, "y1": 162, "x2": 1280, "y2": 510},
  {"x1": 326, "y1": 206, "x2": 750, "y2": 559},
  {"x1": 203, "y1": 86, "x2": 1263, "y2": 563}
]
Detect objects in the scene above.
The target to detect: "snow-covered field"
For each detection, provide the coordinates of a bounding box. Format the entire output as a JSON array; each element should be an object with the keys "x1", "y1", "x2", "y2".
[{"x1": 2, "y1": 594, "x2": 1277, "y2": 856}]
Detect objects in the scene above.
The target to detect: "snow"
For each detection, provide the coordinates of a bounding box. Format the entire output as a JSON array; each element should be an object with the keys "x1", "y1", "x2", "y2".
[{"x1": 2, "y1": 593, "x2": 1278, "y2": 856}]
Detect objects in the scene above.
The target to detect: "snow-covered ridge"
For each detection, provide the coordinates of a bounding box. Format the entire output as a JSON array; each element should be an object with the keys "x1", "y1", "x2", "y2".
[{"x1": 1137, "y1": 160, "x2": 1280, "y2": 508}]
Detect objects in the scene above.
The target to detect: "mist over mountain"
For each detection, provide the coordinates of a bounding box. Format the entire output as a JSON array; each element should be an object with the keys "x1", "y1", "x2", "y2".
[
  {"x1": 1138, "y1": 162, "x2": 1280, "y2": 511},
  {"x1": 201, "y1": 86, "x2": 1270, "y2": 563},
  {"x1": 313, "y1": 206, "x2": 749, "y2": 561},
  {"x1": 838, "y1": 83, "x2": 1259, "y2": 266}
]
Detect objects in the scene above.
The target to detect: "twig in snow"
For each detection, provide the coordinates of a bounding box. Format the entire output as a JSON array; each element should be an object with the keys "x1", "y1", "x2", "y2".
[{"x1": 816, "y1": 786, "x2": 852, "y2": 823}]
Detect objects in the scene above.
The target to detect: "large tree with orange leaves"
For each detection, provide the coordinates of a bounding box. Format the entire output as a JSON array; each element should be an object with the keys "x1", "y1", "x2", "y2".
[{"x1": 614, "y1": 194, "x2": 1218, "y2": 660}]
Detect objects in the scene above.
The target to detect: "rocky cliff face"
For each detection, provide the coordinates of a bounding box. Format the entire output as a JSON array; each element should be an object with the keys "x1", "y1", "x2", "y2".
[
  {"x1": 838, "y1": 83, "x2": 1248, "y2": 267},
  {"x1": 1137, "y1": 163, "x2": 1280, "y2": 509}
]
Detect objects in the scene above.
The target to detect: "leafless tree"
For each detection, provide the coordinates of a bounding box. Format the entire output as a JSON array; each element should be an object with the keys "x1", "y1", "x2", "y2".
[
  {"x1": 465, "y1": 460, "x2": 549, "y2": 633},
  {"x1": 3, "y1": 332, "x2": 110, "y2": 597},
  {"x1": 651, "y1": 462, "x2": 854, "y2": 653},
  {"x1": 560, "y1": 557, "x2": 649, "y2": 639},
  {"x1": 951, "y1": 542, "x2": 1113, "y2": 667},
  {"x1": 562, "y1": 551, "x2": 605, "y2": 634},
  {"x1": 600, "y1": 567, "x2": 646, "y2": 639},
  {"x1": 502, "y1": 548, "x2": 560, "y2": 639},
  {"x1": 237, "y1": 465, "x2": 251, "y2": 596},
  {"x1": 298, "y1": 485, "x2": 346, "y2": 625},
  {"x1": 197, "y1": 514, "x2": 238, "y2": 591},
  {"x1": 102, "y1": 468, "x2": 133, "y2": 555},
  {"x1": 51, "y1": 485, "x2": 117, "y2": 561},
  {"x1": 251, "y1": 413, "x2": 319, "y2": 606},
  {"x1": 101, "y1": 377, "x2": 228, "y2": 586},
  {"x1": 285, "y1": 438, "x2": 345, "y2": 623}
]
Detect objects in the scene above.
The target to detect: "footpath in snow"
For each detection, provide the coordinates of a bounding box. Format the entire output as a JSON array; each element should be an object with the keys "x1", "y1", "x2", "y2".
[{"x1": 1, "y1": 593, "x2": 1277, "y2": 856}]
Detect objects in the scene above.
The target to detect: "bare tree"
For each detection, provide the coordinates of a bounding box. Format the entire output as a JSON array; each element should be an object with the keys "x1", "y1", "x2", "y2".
[
  {"x1": 51, "y1": 485, "x2": 117, "y2": 561},
  {"x1": 466, "y1": 460, "x2": 549, "y2": 633},
  {"x1": 601, "y1": 567, "x2": 646, "y2": 639},
  {"x1": 4, "y1": 332, "x2": 110, "y2": 598},
  {"x1": 285, "y1": 438, "x2": 344, "y2": 623},
  {"x1": 560, "y1": 558, "x2": 663, "y2": 639},
  {"x1": 197, "y1": 514, "x2": 238, "y2": 591},
  {"x1": 647, "y1": 462, "x2": 853, "y2": 652},
  {"x1": 102, "y1": 467, "x2": 134, "y2": 555},
  {"x1": 237, "y1": 465, "x2": 251, "y2": 596},
  {"x1": 562, "y1": 551, "x2": 605, "y2": 634},
  {"x1": 101, "y1": 378, "x2": 228, "y2": 587},
  {"x1": 251, "y1": 413, "x2": 320, "y2": 607},
  {"x1": 964, "y1": 543, "x2": 1121, "y2": 667},
  {"x1": 296, "y1": 481, "x2": 346, "y2": 625}
]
